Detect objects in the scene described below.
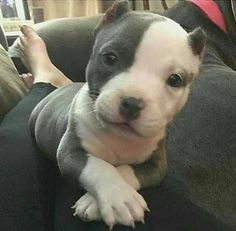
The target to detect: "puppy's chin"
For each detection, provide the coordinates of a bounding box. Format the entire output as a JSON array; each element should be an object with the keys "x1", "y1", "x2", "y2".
[
  {"x1": 96, "y1": 113, "x2": 164, "y2": 139},
  {"x1": 132, "y1": 122, "x2": 166, "y2": 138}
]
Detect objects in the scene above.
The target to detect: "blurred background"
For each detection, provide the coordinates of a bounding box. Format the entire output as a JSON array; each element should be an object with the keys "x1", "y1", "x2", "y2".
[{"x1": 0, "y1": 0, "x2": 178, "y2": 33}]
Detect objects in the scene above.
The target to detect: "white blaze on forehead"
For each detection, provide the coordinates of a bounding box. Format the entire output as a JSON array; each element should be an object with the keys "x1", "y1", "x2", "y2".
[{"x1": 130, "y1": 19, "x2": 201, "y2": 78}]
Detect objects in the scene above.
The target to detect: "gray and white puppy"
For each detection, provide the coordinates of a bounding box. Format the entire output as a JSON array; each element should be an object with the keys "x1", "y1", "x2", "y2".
[{"x1": 30, "y1": 0, "x2": 206, "y2": 229}]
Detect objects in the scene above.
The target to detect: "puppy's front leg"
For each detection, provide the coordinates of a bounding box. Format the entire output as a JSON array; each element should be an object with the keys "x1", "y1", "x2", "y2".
[
  {"x1": 71, "y1": 139, "x2": 167, "y2": 226},
  {"x1": 117, "y1": 139, "x2": 167, "y2": 190},
  {"x1": 57, "y1": 131, "x2": 148, "y2": 229},
  {"x1": 79, "y1": 155, "x2": 149, "y2": 228}
]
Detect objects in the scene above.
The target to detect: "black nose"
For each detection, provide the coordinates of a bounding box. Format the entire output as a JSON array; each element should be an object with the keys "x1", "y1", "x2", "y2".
[{"x1": 119, "y1": 97, "x2": 144, "y2": 121}]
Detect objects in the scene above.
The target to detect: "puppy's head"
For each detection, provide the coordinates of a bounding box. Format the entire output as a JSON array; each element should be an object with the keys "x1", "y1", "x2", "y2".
[{"x1": 86, "y1": 0, "x2": 206, "y2": 138}]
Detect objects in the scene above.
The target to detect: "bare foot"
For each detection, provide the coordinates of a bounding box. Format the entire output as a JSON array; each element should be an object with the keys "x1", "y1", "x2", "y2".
[
  {"x1": 18, "y1": 25, "x2": 72, "y2": 88},
  {"x1": 20, "y1": 73, "x2": 34, "y2": 89}
]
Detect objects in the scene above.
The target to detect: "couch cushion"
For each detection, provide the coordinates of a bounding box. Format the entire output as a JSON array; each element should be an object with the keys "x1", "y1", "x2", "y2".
[
  {"x1": 0, "y1": 44, "x2": 27, "y2": 120},
  {"x1": 0, "y1": 25, "x2": 8, "y2": 51}
]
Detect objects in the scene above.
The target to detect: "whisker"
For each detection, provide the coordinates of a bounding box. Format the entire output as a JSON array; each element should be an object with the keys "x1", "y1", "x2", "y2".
[
  {"x1": 78, "y1": 92, "x2": 98, "y2": 101},
  {"x1": 73, "y1": 101, "x2": 94, "y2": 110},
  {"x1": 78, "y1": 88, "x2": 100, "y2": 95},
  {"x1": 76, "y1": 90, "x2": 98, "y2": 98},
  {"x1": 76, "y1": 103, "x2": 94, "y2": 111}
]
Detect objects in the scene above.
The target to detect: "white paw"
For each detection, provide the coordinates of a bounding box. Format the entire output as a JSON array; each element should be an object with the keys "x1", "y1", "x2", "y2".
[
  {"x1": 72, "y1": 192, "x2": 101, "y2": 221},
  {"x1": 97, "y1": 183, "x2": 149, "y2": 229}
]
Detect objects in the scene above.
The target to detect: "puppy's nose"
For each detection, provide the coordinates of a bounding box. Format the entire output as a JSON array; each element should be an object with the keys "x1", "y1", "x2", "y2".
[{"x1": 119, "y1": 97, "x2": 144, "y2": 121}]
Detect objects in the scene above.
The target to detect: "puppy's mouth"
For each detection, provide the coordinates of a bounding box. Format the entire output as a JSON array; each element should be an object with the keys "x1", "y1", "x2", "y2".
[
  {"x1": 109, "y1": 121, "x2": 140, "y2": 135},
  {"x1": 96, "y1": 114, "x2": 142, "y2": 137}
]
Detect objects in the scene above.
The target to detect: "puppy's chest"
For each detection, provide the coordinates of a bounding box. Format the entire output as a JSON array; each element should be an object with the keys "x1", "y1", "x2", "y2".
[{"x1": 80, "y1": 132, "x2": 158, "y2": 166}]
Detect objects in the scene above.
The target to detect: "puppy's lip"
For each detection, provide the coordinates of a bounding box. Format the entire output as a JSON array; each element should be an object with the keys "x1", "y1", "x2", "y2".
[
  {"x1": 113, "y1": 122, "x2": 144, "y2": 137},
  {"x1": 97, "y1": 114, "x2": 142, "y2": 137},
  {"x1": 112, "y1": 122, "x2": 139, "y2": 135}
]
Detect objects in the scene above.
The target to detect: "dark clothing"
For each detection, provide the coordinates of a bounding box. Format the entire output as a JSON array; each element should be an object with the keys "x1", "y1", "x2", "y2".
[
  {"x1": 0, "y1": 83, "x2": 57, "y2": 231},
  {"x1": 0, "y1": 83, "x2": 232, "y2": 231}
]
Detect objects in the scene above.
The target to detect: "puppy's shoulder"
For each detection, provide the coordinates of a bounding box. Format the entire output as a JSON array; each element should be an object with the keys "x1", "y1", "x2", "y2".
[{"x1": 29, "y1": 83, "x2": 83, "y2": 135}]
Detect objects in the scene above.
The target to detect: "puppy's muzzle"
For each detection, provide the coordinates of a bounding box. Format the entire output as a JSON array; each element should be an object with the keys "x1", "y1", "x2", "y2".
[{"x1": 119, "y1": 97, "x2": 144, "y2": 121}]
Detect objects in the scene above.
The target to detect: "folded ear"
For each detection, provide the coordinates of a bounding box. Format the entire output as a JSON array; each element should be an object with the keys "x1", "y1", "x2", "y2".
[
  {"x1": 94, "y1": 0, "x2": 130, "y2": 35},
  {"x1": 188, "y1": 27, "x2": 207, "y2": 57}
]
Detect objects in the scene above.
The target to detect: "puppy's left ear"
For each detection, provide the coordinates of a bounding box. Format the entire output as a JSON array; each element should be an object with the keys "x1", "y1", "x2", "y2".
[
  {"x1": 188, "y1": 27, "x2": 207, "y2": 57},
  {"x1": 94, "y1": 0, "x2": 130, "y2": 35}
]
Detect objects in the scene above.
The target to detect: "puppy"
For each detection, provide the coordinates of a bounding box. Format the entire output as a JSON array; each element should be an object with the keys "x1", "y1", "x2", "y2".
[{"x1": 30, "y1": 0, "x2": 206, "y2": 228}]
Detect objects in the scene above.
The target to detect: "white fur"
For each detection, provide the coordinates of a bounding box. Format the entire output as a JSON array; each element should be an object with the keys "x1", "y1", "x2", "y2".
[
  {"x1": 117, "y1": 165, "x2": 141, "y2": 189},
  {"x1": 72, "y1": 20, "x2": 201, "y2": 166},
  {"x1": 73, "y1": 192, "x2": 101, "y2": 221},
  {"x1": 77, "y1": 155, "x2": 148, "y2": 228},
  {"x1": 72, "y1": 84, "x2": 164, "y2": 166},
  {"x1": 96, "y1": 19, "x2": 200, "y2": 139},
  {"x1": 73, "y1": 165, "x2": 142, "y2": 224}
]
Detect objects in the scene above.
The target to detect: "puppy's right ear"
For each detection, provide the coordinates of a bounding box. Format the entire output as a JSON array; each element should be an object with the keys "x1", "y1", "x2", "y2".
[
  {"x1": 188, "y1": 27, "x2": 207, "y2": 58},
  {"x1": 94, "y1": 0, "x2": 129, "y2": 35}
]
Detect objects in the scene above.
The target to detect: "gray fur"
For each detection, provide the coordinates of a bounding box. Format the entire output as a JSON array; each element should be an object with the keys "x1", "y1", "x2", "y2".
[
  {"x1": 87, "y1": 12, "x2": 165, "y2": 95},
  {"x1": 30, "y1": 83, "x2": 84, "y2": 161},
  {"x1": 29, "y1": 1, "x2": 201, "y2": 227},
  {"x1": 57, "y1": 125, "x2": 88, "y2": 185},
  {"x1": 29, "y1": 4, "x2": 168, "y2": 194},
  {"x1": 132, "y1": 139, "x2": 167, "y2": 188},
  {"x1": 188, "y1": 27, "x2": 207, "y2": 56}
]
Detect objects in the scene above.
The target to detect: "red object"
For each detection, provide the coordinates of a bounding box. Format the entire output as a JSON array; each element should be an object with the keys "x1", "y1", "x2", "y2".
[{"x1": 187, "y1": 0, "x2": 227, "y2": 33}]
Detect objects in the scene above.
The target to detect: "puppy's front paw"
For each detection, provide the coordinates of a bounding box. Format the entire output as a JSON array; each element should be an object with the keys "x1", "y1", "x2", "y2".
[
  {"x1": 98, "y1": 183, "x2": 149, "y2": 229},
  {"x1": 72, "y1": 192, "x2": 101, "y2": 221}
]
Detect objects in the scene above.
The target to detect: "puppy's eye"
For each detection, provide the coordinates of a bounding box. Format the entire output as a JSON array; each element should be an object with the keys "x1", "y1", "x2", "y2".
[
  {"x1": 102, "y1": 52, "x2": 117, "y2": 66},
  {"x1": 167, "y1": 74, "x2": 184, "y2": 88}
]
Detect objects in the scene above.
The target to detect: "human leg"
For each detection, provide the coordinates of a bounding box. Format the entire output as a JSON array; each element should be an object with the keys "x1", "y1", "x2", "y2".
[
  {"x1": 18, "y1": 25, "x2": 72, "y2": 88},
  {"x1": 0, "y1": 83, "x2": 58, "y2": 231},
  {"x1": 0, "y1": 23, "x2": 72, "y2": 121},
  {"x1": 20, "y1": 72, "x2": 34, "y2": 89},
  {"x1": 0, "y1": 26, "x2": 72, "y2": 231}
]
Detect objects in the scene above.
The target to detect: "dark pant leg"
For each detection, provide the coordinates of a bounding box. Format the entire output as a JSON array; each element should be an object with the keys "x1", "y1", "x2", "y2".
[
  {"x1": 0, "y1": 83, "x2": 58, "y2": 231},
  {"x1": 54, "y1": 178, "x2": 233, "y2": 231}
]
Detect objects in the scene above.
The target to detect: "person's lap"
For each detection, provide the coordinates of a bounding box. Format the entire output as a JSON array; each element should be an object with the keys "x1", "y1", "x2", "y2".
[
  {"x1": 0, "y1": 81, "x2": 232, "y2": 231},
  {"x1": 0, "y1": 83, "x2": 57, "y2": 231},
  {"x1": 54, "y1": 175, "x2": 233, "y2": 231}
]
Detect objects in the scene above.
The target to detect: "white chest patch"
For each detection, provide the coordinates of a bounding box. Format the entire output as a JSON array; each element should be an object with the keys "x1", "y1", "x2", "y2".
[{"x1": 80, "y1": 131, "x2": 161, "y2": 166}]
